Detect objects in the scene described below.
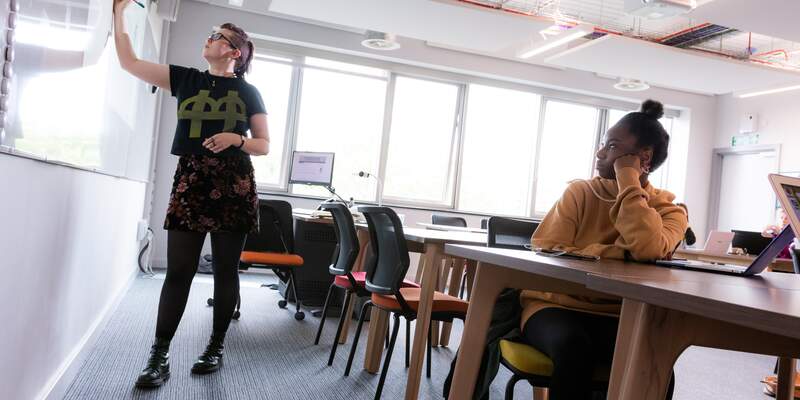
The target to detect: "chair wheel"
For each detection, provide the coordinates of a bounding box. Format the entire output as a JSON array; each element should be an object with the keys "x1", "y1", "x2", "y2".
[
  {"x1": 294, "y1": 311, "x2": 305, "y2": 320},
  {"x1": 232, "y1": 311, "x2": 241, "y2": 320},
  {"x1": 207, "y1": 298, "x2": 215, "y2": 306},
  {"x1": 278, "y1": 300, "x2": 287, "y2": 309}
]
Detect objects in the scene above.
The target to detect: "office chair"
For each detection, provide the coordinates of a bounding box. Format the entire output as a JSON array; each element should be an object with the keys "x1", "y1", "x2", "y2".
[
  {"x1": 457, "y1": 217, "x2": 541, "y2": 299},
  {"x1": 487, "y1": 216, "x2": 540, "y2": 250},
  {"x1": 431, "y1": 214, "x2": 467, "y2": 227},
  {"x1": 313, "y1": 202, "x2": 419, "y2": 366},
  {"x1": 345, "y1": 206, "x2": 468, "y2": 400},
  {"x1": 208, "y1": 200, "x2": 306, "y2": 320}
]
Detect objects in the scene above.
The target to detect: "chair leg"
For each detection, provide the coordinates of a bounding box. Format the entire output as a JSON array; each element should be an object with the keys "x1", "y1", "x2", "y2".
[
  {"x1": 458, "y1": 270, "x2": 467, "y2": 299},
  {"x1": 405, "y1": 318, "x2": 410, "y2": 368},
  {"x1": 328, "y1": 291, "x2": 353, "y2": 366},
  {"x1": 288, "y1": 269, "x2": 303, "y2": 319},
  {"x1": 315, "y1": 283, "x2": 336, "y2": 345},
  {"x1": 344, "y1": 300, "x2": 372, "y2": 376},
  {"x1": 505, "y1": 375, "x2": 522, "y2": 400},
  {"x1": 375, "y1": 313, "x2": 401, "y2": 400},
  {"x1": 426, "y1": 320, "x2": 433, "y2": 378},
  {"x1": 385, "y1": 320, "x2": 390, "y2": 348}
]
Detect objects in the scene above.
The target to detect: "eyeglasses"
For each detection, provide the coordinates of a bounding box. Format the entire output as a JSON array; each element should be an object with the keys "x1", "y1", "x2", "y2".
[{"x1": 208, "y1": 32, "x2": 238, "y2": 50}]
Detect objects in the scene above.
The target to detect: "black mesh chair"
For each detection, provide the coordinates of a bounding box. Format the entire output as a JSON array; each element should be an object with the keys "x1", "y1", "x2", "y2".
[
  {"x1": 345, "y1": 206, "x2": 468, "y2": 400},
  {"x1": 315, "y1": 203, "x2": 419, "y2": 366},
  {"x1": 431, "y1": 214, "x2": 467, "y2": 227},
  {"x1": 487, "y1": 217, "x2": 541, "y2": 250},
  {"x1": 237, "y1": 200, "x2": 306, "y2": 320}
]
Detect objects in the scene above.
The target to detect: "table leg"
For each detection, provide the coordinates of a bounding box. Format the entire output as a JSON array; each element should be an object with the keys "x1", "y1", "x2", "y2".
[
  {"x1": 431, "y1": 256, "x2": 450, "y2": 347},
  {"x1": 777, "y1": 358, "x2": 797, "y2": 400},
  {"x1": 363, "y1": 306, "x2": 389, "y2": 374},
  {"x1": 404, "y1": 244, "x2": 444, "y2": 400},
  {"x1": 440, "y1": 258, "x2": 465, "y2": 347},
  {"x1": 447, "y1": 263, "x2": 508, "y2": 400},
  {"x1": 609, "y1": 300, "x2": 687, "y2": 400}
]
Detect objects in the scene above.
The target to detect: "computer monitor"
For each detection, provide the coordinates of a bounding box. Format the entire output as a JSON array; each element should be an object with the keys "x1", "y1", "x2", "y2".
[
  {"x1": 731, "y1": 230, "x2": 772, "y2": 256},
  {"x1": 288, "y1": 151, "x2": 335, "y2": 187}
]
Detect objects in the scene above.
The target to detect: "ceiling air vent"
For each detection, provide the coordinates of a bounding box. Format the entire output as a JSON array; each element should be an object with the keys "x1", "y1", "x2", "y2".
[{"x1": 361, "y1": 31, "x2": 400, "y2": 51}]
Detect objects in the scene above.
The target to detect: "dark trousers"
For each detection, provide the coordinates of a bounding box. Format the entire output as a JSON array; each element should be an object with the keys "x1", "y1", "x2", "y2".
[
  {"x1": 522, "y1": 307, "x2": 619, "y2": 400},
  {"x1": 154, "y1": 230, "x2": 246, "y2": 340}
]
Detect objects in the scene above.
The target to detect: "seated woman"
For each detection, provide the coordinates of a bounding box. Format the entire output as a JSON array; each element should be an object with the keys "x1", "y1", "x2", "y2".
[{"x1": 521, "y1": 99, "x2": 687, "y2": 400}]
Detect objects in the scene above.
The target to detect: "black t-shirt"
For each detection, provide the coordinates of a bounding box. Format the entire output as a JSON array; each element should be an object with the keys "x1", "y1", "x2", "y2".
[{"x1": 169, "y1": 65, "x2": 266, "y2": 157}]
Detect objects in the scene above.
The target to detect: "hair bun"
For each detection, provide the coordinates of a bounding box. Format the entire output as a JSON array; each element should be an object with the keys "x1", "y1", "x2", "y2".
[{"x1": 640, "y1": 99, "x2": 664, "y2": 119}]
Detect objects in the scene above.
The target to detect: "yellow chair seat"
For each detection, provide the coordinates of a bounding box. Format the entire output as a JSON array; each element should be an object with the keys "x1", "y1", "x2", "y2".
[{"x1": 499, "y1": 339, "x2": 554, "y2": 377}]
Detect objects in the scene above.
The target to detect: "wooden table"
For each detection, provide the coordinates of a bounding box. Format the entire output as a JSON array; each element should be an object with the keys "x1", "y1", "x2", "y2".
[
  {"x1": 445, "y1": 244, "x2": 800, "y2": 400},
  {"x1": 589, "y1": 274, "x2": 800, "y2": 400},
  {"x1": 675, "y1": 248, "x2": 795, "y2": 273}
]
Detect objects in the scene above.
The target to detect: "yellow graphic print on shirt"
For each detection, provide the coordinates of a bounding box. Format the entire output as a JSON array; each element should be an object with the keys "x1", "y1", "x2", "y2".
[{"x1": 177, "y1": 90, "x2": 247, "y2": 138}]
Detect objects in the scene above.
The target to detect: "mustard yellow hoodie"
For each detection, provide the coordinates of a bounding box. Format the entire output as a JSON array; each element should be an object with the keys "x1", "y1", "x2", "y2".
[{"x1": 520, "y1": 166, "x2": 687, "y2": 326}]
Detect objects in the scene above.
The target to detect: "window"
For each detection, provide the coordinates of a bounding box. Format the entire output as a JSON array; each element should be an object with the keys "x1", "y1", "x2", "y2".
[
  {"x1": 246, "y1": 49, "x2": 690, "y2": 219},
  {"x1": 248, "y1": 58, "x2": 295, "y2": 188},
  {"x1": 291, "y1": 64, "x2": 388, "y2": 201},
  {"x1": 382, "y1": 76, "x2": 461, "y2": 206},
  {"x1": 458, "y1": 84, "x2": 541, "y2": 215},
  {"x1": 534, "y1": 101, "x2": 599, "y2": 215}
]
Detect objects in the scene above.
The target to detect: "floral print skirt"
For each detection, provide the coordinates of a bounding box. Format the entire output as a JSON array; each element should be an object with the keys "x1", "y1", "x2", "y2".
[{"x1": 164, "y1": 155, "x2": 258, "y2": 233}]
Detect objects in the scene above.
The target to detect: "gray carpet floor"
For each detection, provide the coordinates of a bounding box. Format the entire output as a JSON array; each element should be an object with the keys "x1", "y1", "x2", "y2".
[{"x1": 62, "y1": 272, "x2": 779, "y2": 400}]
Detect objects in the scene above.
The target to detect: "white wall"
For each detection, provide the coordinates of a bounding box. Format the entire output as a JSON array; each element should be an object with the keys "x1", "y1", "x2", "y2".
[
  {"x1": 0, "y1": 155, "x2": 146, "y2": 400},
  {"x1": 149, "y1": 0, "x2": 719, "y2": 266},
  {"x1": 715, "y1": 92, "x2": 800, "y2": 172}
]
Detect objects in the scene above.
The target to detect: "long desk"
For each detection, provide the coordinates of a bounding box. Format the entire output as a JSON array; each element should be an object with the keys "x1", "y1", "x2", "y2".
[{"x1": 445, "y1": 244, "x2": 800, "y2": 400}]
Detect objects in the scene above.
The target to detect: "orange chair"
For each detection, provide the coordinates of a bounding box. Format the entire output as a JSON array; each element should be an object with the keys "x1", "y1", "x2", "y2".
[
  {"x1": 209, "y1": 200, "x2": 306, "y2": 320},
  {"x1": 344, "y1": 206, "x2": 468, "y2": 400}
]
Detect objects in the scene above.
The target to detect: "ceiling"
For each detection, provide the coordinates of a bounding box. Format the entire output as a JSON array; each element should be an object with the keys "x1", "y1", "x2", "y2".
[{"x1": 207, "y1": 0, "x2": 800, "y2": 95}]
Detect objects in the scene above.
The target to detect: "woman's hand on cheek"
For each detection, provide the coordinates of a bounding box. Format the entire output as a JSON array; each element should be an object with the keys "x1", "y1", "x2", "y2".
[{"x1": 613, "y1": 154, "x2": 642, "y2": 175}]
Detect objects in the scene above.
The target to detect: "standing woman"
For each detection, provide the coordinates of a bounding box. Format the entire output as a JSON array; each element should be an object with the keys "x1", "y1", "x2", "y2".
[{"x1": 112, "y1": 0, "x2": 269, "y2": 388}]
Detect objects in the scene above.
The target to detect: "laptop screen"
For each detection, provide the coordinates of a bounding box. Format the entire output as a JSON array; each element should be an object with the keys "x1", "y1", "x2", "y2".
[
  {"x1": 780, "y1": 183, "x2": 800, "y2": 223},
  {"x1": 743, "y1": 225, "x2": 795, "y2": 275}
]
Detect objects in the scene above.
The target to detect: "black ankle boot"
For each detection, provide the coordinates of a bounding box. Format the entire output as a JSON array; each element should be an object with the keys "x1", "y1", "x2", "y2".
[
  {"x1": 135, "y1": 337, "x2": 171, "y2": 388},
  {"x1": 191, "y1": 332, "x2": 225, "y2": 374}
]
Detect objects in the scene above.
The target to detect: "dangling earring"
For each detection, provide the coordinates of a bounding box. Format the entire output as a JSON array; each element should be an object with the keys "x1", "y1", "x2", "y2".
[{"x1": 642, "y1": 163, "x2": 651, "y2": 174}]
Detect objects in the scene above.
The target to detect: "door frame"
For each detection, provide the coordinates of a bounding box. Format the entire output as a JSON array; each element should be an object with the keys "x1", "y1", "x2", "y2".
[{"x1": 707, "y1": 144, "x2": 781, "y2": 232}]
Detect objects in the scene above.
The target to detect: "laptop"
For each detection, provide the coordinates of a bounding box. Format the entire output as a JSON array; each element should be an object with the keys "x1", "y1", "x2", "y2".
[
  {"x1": 701, "y1": 231, "x2": 735, "y2": 256},
  {"x1": 656, "y1": 173, "x2": 800, "y2": 276}
]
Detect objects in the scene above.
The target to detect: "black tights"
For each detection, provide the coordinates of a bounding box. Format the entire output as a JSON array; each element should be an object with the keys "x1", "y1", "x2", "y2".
[
  {"x1": 155, "y1": 230, "x2": 246, "y2": 340},
  {"x1": 522, "y1": 307, "x2": 619, "y2": 400}
]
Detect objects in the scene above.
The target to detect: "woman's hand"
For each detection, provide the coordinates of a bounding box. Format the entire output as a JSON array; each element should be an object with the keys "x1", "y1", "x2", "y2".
[
  {"x1": 613, "y1": 154, "x2": 643, "y2": 175},
  {"x1": 113, "y1": 0, "x2": 131, "y2": 15},
  {"x1": 203, "y1": 132, "x2": 242, "y2": 153},
  {"x1": 762, "y1": 224, "x2": 781, "y2": 238}
]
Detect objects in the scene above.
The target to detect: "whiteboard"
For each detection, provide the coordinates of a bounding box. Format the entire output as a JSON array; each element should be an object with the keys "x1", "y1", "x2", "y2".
[{"x1": 1, "y1": 0, "x2": 160, "y2": 181}]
